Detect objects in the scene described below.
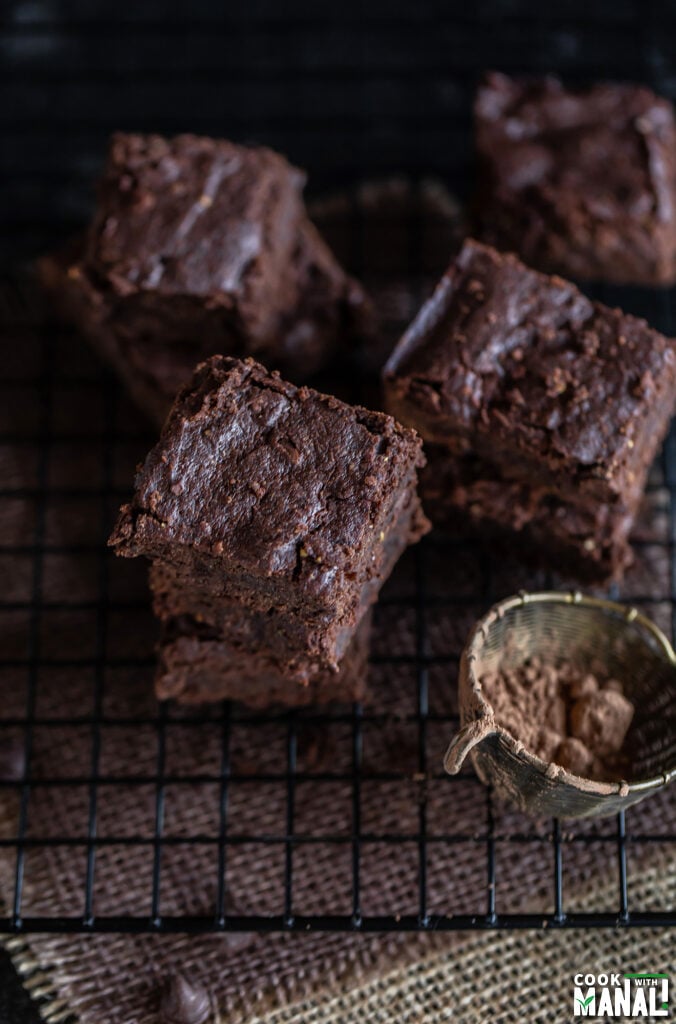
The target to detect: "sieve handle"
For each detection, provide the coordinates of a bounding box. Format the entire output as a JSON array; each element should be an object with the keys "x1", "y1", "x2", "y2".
[{"x1": 443, "y1": 717, "x2": 496, "y2": 775}]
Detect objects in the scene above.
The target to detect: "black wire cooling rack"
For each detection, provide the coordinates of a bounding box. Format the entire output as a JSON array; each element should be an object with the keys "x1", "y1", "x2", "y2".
[
  {"x1": 0, "y1": 257, "x2": 675, "y2": 935},
  {"x1": 1, "y1": 0, "x2": 675, "y2": 937}
]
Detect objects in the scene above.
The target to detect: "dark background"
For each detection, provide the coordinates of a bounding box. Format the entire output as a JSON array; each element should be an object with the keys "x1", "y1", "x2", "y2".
[
  {"x1": 2, "y1": 0, "x2": 675, "y2": 266},
  {"x1": 1, "y1": 0, "x2": 675, "y2": 1019}
]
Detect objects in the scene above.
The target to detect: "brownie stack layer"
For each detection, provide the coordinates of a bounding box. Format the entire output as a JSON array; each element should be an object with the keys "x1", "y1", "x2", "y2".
[
  {"x1": 110, "y1": 356, "x2": 429, "y2": 706},
  {"x1": 420, "y1": 449, "x2": 635, "y2": 581},
  {"x1": 155, "y1": 612, "x2": 373, "y2": 708},
  {"x1": 383, "y1": 239, "x2": 676, "y2": 581},
  {"x1": 39, "y1": 133, "x2": 373, "y2": 426}
]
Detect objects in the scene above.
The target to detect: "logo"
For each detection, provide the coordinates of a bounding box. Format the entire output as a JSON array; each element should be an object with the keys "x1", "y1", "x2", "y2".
[{"x1": 573, "y1": 973, "x2": 669, "y2": 1017}]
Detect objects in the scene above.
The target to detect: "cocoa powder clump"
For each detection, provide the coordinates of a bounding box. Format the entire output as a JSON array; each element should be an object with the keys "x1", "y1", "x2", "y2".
[{"x1": 480, "y1": 657, "x2": 634, "y2": 782}]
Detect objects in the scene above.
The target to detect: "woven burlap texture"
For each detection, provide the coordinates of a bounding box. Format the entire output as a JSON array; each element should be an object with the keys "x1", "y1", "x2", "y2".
[
  {"x1": 1, "y1": 865, "x2": 673, "y2": 1023},
  {"x1": 250, "y1": 886, "x2": 674, "y2": 1024}
]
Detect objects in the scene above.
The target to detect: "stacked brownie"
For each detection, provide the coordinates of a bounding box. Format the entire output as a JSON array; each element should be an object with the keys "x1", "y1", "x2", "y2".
[
  {"x1": 39, "y1": 133, "x2": 373, "y2": 426},
  {"x1": 110, "y1": 357, "x2": 429, "y2": 707},
  {"x1": 474, "y1": 72, "x2": 676, "y2": 286},
  {"x1": 383, "y1": 239, "x2": 676, "y2": 580}
]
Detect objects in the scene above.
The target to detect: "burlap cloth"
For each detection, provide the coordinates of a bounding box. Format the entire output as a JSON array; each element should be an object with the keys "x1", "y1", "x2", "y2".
[{"x1": 0, "y1": 183, "x2": 674, "y2": 1022}]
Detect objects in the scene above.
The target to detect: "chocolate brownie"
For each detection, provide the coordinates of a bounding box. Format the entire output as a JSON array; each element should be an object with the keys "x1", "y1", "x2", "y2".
[
  {"x1": 148, "y1": 485, "x2": 424, "y2": 673},
  {"x1": 142, "y1": 486, "x2": 424, "y2": 671},
  {"x1": 148, "y1": 563, "x2": 352, "y2": 680},
  {"x1": 110, "y1": 357, "x2": 429, "y2": 645},
  {"x1": 39, "y1": 133, "x2": 372, "y2": 425},
  {"x1": 475, "y1": 72, "x2": 676, "y2": 285},
  {"x1": 383, "y1": 240, "x2": 676, "y2": 510},
  {"x1": 155, "y1": 610, "x2": 372, "y2": 708},
  {"x1": 421, "y1": 448, "x2": 634, "y2": 582}
]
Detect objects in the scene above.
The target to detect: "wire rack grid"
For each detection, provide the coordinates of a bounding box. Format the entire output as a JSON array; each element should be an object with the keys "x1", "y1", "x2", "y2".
[
  {"x1": 0, "y1": 202, "x2": 675, "y2": 934},
  {"x1": 0, "y1": 0, "x2": 675, "y2": 937}
]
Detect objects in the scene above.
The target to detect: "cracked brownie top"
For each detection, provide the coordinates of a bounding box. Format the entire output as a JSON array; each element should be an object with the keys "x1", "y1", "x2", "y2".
[
  {"x1": 110, "y1": 356, "x2": 427, "y2": 619},
  {"x1": 474, "y1": 72, "x2": 676, "y2": 285},
  {"x1": 87, "y1": 132, "x2": 305, "y2": 307},
  {"x1": 383, "y1": 239, "x2": 676, "y2": 507}
]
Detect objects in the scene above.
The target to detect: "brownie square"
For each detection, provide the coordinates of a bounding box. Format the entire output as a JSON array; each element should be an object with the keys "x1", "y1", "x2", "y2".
[
  {"x1": 420, "y1": 448, "x2": 635, "y2": 582},
  {"x1": 383, "y1": 239, "x2": 676, "y2": 510},
  {"x1": 110, "y1": 357, "x2": 428, "y2": 650},
  {"x1": 155, "y1": 610, "x2": 372, "y2": 708},
  {"x1": 89, "y1": 133, "x2": 304, "y2": 323},
  {"x1": 474, "y1": 72, "x2": 676, "y2": 285},
  {"x1": 39, "y1": 133, "x2": 372, "y2": 425}
]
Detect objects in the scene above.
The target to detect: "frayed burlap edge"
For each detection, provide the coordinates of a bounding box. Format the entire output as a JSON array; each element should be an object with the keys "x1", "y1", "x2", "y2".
[
  {"x1": 2, "y1": 857, "x2": 673, "y2": 1024},
  {"x1": 246, "y1": 864, "x2": 674, "y2": 1024},
  {"x1": 1, "y1": 930, "x2": 78, "y2": 1024}
]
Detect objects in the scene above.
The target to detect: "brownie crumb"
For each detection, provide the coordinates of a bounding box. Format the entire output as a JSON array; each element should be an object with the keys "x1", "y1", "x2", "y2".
[{"x1": 480, "y1": 657, "x2": 634, "y2": 782}]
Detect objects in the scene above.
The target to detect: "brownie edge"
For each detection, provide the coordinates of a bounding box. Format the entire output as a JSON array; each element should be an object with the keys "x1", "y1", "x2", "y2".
[
  {"x1": 420, "y1": 448, "x2": 635, "y2": 582},
  {"x1": 383, "y1": 239, "x2": 676, "y2": 511},
  {"x1": 155, "y1": 611, "x2": 372, "y2": 708}
]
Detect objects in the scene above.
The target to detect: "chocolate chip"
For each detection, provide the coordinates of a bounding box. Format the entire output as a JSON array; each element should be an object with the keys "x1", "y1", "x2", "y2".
[{"x1": 160, "y1": 974, "x2": 210, "y2": 1024}]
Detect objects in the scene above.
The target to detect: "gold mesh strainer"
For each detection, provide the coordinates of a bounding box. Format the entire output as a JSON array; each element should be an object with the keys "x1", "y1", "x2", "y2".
[{"x1": 444, "y1": 591, "x2": 676, "y2": 819}]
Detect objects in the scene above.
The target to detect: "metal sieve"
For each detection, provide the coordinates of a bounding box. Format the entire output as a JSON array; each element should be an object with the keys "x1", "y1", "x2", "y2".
[{"x1": 444, "y1": 591, "x2": 676, "y2": 819}]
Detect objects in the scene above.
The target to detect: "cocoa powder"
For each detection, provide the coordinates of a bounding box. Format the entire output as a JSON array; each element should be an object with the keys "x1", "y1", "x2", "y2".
[{"x1": 480, "y1": 657, "x2": 634, "y2": 782}]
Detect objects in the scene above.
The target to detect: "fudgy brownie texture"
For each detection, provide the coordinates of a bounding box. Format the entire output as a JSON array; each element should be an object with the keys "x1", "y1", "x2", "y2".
[
  {"x1": 156, "y1": 610, "x2": 372, "y2": 707},
  {"x1": 90, "y1": 133, "x2": 304, "y2": 317},
  {"x1": 38, "y1": 133, "x2": 372, "y2": 425},
  {"x1": 148, "y1": 485, "x2": 424, "y2": 673},
  {"x1": 110, "y1": 356, "x2": 429, "y2": 642},
  {"x1": 383, "y1": 240, "x2": 676, "y2": 511},
  {"x1": 148, "y1": 562, "x2": 352, "y2": 680},
  {"x1": 420, "y1": 448, "x2": 635, "y2": 582},
  {"x1": 474, "y1": 72, "x2": 676, "y2": 286}
]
